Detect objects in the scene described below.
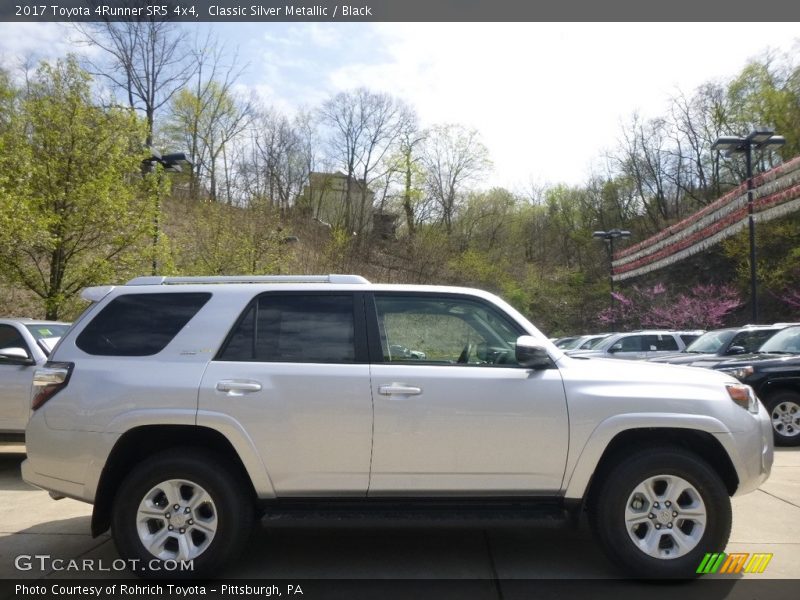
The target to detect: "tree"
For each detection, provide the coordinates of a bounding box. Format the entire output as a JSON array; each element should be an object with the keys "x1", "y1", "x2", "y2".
[
  {"x1": 421, "y1": 124, "x2": 491, "y2": 234},
  {"x1": 245, "y1": 106, "x2": 309, "y2": 213},
  {"x1": 597, "y1": 284, "x2": 742, "y2": 330},
  {"x1": 77, "y1": 17, "x2": 195, "y2": 146},
  {"x1": 0, "y1": 58, "x2": 151, "y2": 319},
  {"x1": 167, "y1": 82, "x2": 251, "y2": 203},
  {"x1": 319, "y1": 88, "x2": 407, "y2": 234}
]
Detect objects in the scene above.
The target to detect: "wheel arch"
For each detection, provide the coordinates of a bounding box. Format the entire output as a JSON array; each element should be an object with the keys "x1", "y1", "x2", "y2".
[
  {"x1": 91, "y1": 425, "x2": 261, "y2": 537},
  {"x1": 574, "y1": 427, "x2": 739, "y2": 510}
]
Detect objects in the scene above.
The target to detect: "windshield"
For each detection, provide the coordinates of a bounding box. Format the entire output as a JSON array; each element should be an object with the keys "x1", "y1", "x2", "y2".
[
  {"x1": 685, "y1": 330, "x2": 736, "y2": 353},
  {"x1": 24, "y1": 323, "x2": 71, "y2": 341},
  {"x1": 759, "y1": 326, "x2": 800, "y2": 354},
  {"x1": 580, "y1": 334, "x2": 610, "y2": 349},
  {"x1": 24, "y1": 323, "x2": 71, "y2": 356}
]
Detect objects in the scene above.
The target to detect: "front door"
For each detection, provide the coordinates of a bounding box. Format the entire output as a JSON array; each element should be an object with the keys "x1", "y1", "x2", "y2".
[
  {"x1": 0, "y1": 324, "x2": 35, "y2": 433},
  {"x1": 367, "y1": 293, "x2": 569, "y2": 495}
]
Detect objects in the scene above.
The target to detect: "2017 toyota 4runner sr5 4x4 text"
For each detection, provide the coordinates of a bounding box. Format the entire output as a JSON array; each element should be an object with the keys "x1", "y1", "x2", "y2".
[{"x1": 22, "y1": 275, "x2": 773, "y2": 578}]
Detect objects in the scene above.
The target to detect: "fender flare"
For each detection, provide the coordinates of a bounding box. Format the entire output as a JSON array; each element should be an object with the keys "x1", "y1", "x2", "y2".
[
  {"x1": 97, "y1": 409, "x2": 276, "y2": 499},
  {"x1": 563, "y1": 413, "x2": 732, "y2": 499}
]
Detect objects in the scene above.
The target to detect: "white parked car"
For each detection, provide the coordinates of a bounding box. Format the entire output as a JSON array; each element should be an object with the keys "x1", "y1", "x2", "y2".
[
  {"x1": 0, "y1": 318, "x2": 71, "y2": 440},
  {"x1": 23, "y1": 276, "x2": 772, "y2": 578}
]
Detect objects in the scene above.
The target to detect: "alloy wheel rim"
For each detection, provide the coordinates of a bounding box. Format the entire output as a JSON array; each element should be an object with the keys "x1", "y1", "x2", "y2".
[
  {"x1": 136, "y1": 479, "x2": 218, "y2": 561},
  {"x1": 624, "y1": 474, "x2": 707, "y2": 560},
  {"x1": 772, "y1": 401, "x2": 800, "y2": 438}
]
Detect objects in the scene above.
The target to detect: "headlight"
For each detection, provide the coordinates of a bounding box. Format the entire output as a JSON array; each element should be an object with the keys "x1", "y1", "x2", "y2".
[
  {"x1": 720, "y1": 365, "x2": 754, "y2": 380},
  {"x1": 726, "y1": 383, "x2": 759, "y2": 414}
]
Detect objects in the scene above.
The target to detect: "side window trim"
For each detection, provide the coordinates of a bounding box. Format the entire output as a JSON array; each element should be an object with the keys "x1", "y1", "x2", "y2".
[{"x1": 214, "y1": 290, "x2": 369, "y2": 364}]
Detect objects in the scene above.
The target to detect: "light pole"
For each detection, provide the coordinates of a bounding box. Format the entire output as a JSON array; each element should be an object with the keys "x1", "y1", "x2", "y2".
[
  {"x1": 142, "y1": 150, "x2": 192, "y2": 275},
  {"x1": 593, "y1": 228, "x2": 632, "y2": 331},
  {"x1": 712, "y1": 128, "x2": 785, "y2": 323}
]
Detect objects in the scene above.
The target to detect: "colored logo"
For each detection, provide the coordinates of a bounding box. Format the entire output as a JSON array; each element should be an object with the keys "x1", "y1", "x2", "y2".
[{"x1": 696, "y1": 552, "x2": 772, "y2": 574}]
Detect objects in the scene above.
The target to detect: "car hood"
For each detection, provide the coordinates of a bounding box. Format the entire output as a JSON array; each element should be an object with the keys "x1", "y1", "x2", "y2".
[
  {"x1": 713, "y1": 353, "x2": 800, "y2": 369},
  {"x1": 560, "y1": 354, "x2": 736, "y2": 386},
  {"x1": 649, "y1": 352, "x2": 707, "y2": 364}
]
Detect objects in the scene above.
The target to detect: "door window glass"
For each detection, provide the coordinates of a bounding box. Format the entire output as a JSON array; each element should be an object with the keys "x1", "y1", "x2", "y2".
[
  {"x1": 219, "y1": 294, "x2": 356, "y2": 364},
  {"x1": 374, "y1": 295, "x2": 522, "y2": 366},
  {"x1": 646, "y1": 334, "x2": 679, "y2": 351}
]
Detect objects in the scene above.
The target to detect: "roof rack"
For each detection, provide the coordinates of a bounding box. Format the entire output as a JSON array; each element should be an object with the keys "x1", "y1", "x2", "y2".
[{"x1": 125, "y1": 274, "x2": 370, "y2": 286}]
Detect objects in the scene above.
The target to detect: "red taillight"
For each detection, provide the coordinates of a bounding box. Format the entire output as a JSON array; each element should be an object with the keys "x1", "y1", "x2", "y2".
[{"x1": 31, "y1": 362, "x2": 73, "y2": 410}]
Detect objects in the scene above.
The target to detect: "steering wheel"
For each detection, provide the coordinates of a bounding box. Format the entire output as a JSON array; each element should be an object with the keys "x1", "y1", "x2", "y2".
[{"x1": 457, "y1": 342, "x2": 476, "y2": 364}]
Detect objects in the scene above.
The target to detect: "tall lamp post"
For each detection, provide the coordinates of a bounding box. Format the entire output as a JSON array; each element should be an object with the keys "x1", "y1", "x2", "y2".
[
  {"x1": 593, "y1": 228, "x2": 632, "y2": 331},
  {"x1": 712, "y1": 128, "x2": 785, "y2": 323},
  {"x1": 142, "y1": 150, "x2": 192, "y2": 275}
]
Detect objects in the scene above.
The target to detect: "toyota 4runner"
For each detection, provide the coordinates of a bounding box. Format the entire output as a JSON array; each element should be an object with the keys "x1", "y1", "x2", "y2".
[{"x1": 22, "y1": 275, "x2": 773, "y2": 578}]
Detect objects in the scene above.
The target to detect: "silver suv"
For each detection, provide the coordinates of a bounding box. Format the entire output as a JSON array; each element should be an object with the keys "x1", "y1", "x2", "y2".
[
  {"x1": 568, "y1": 330, "x2": 704, "y2": 360},
  {"x1": 23, "y1": 275, "x2": 773, "y2": 578}
]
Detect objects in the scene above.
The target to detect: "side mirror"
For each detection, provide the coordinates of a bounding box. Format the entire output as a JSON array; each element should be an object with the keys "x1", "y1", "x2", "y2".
[
  {"x1": 0, "y1": 347, "x2": 34, "y2": 366},
  {"x1": 608, "y1": 343, "x2": 623, "y2": 353},
  {"x1": 515, "y1": 336, "x2": 555, "y2": 369},
  {"x1": 726, "y1": 345, "x2": 746, "y2": 355}
]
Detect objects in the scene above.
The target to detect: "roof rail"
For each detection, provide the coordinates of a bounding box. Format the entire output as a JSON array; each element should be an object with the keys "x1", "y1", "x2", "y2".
[{"x1": 125, "y1": 274, "x2": 370, "y2": 286}]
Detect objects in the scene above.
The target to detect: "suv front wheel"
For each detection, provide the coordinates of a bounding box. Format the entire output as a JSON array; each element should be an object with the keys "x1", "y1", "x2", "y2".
[
  {"x1": 112, "y1": 449, "x2": 254, "y2": 578},
  {"x1": 590, "y1": 447, "x2": 731, "y2": 578}
]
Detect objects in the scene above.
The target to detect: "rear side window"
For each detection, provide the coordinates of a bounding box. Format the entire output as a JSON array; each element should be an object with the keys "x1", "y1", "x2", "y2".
[
  {"x1": 218, "y1": 294, "x2": 356, "y2": 363},
  {"x1": 646, "y1": 334, "x2": 680, "y2": 351},
  {"x1": 76, "y1": 293, "x2": 211, "y2": 356}
]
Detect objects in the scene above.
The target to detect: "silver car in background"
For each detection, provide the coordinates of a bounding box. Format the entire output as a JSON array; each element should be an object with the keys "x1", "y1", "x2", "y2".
[{"x1": 0, "y1": 318, "x2": 70, "y2": 439}]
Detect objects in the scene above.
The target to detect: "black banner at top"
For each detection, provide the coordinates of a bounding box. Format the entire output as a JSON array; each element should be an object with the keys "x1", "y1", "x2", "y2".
[{"x1": 3, "y1": 0, "x2": 800, "y2": 22}]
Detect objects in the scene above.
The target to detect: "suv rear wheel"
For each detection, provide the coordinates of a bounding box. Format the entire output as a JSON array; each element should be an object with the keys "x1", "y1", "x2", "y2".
[
  {"x1": 112, "y1": 449, "x2": 254, "y2": 578},
  {"x1": 590, "y1": 447, "x2": 731, "y2": 578}
]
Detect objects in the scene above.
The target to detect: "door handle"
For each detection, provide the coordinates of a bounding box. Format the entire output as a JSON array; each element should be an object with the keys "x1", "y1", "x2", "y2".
[
  {"x1": 216, "y1": 380, "x2": 262, "y2": 394},
  {"x1": 378, "y1": 384, "x2": 422, "y2": 396}
]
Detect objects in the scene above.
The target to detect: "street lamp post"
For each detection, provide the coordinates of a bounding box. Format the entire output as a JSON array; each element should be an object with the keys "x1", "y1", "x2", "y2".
[
  {"x1": 142, "y1": 150, "x2": 192, "y2": 275},
  {"x1": 712, "y1": 128, "x2": 785, "y2": 323},
  {"x1": 593, "y1": 228, "x2": 632, "y2": 332}
]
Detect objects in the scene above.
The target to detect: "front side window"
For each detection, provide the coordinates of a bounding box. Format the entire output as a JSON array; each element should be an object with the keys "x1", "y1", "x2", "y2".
[
  {"x1": 613, "y1": 335, "x2": 645, "y2": 352},
  {"x1": 374, "y1": 295, "x2": 522, "y2": 366},
  {"x1": 76, "y1": 293, "x2": 211, "y2": 356},
  {"x1": 729, "y1": 329, "x2": 780, "y2": 353},
  {"x1": 218, "y1": 294, "x2": 356, "y2": 363}
]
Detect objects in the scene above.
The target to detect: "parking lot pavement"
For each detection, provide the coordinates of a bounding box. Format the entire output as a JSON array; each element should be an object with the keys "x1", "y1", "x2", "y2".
[{"x1": 0, "y1": 444, "x2": 798, "y2": 581}]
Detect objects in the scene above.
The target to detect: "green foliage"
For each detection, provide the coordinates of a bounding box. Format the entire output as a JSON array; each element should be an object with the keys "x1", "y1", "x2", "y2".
[
  {"x1": 164, "y1": 197, "x2": 288, "y2": 276},
  {"x1": 0, "y1": 57, "x2": 152, "y2": 319}
]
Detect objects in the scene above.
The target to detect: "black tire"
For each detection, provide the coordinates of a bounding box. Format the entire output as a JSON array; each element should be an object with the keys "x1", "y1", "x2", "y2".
[
  {"x1": 112, "y1": 448, "x2": 254, "y2": 579},
  {"x1": 763, "y1": 391, "x2": 800, "y2": 447},
  {"x1": 589, "y1": 447, "x2": 731, "y2": 578}
]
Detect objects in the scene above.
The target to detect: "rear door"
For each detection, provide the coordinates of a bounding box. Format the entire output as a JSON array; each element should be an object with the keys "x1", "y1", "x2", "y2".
[{"x1": 198, "y1": 291, "x2": 373, "y2": 496}]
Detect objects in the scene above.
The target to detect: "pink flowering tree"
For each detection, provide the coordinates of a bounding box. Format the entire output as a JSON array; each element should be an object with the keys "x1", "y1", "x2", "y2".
[
  {"x1": 781, "y1": 289, "x2": 800, "y2": 311},
  {"x1": 597, "y1": 284, "x2": 742, "y2": 330}
]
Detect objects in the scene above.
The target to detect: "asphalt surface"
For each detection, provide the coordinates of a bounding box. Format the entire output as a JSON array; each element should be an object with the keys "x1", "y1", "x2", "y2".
[{"x1": 0, "y1": 444, "x2": 798, "y2": 582}]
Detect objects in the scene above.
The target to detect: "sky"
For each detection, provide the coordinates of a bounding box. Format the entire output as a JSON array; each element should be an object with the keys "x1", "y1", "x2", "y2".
[{"x1": 0, "y1": 21, "x2": 798, "y2": 190}]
